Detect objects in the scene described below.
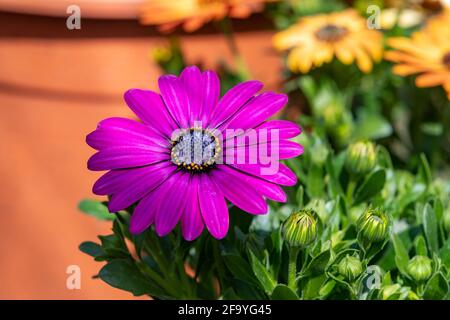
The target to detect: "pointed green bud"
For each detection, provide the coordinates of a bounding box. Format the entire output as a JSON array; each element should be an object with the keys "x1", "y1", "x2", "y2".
[
  {"x1": 357, "y1": 207, "x2": 390, "y2": 243},
  {"x1": 406, "y1": 255, "x2": 433, "y2": 282},
  {"x1": 283, "y1": 209, "x2": 318, "y2": 248},
  {"x1": 345, "y1": 140, "x2": 377, "y2": 176},
  {"x1": 338, "y1": 255, "x2": 363, "y2": 281}
]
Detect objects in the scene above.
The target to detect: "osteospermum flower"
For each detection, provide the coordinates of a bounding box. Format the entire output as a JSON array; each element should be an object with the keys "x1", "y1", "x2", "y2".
[
  {"x1": 87, "y1": 66, "x2": 303, "y2": 240},
  {"x1": 139, "y1": 0, "x2": 276, "y2": 32},
  {"x1": 385, "y1": 9, "x2": 450, "y2": 99},
  {"x1": 273, "y1": 9, "x2": 383, "y2": 73}
]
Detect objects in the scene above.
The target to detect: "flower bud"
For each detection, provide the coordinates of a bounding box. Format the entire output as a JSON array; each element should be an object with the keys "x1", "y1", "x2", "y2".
[
  {"x1": 338, "y1": 255, "x2": 363, "y2": 281},
  {"x1": 357, "y1": 207, "x2": 390, "y2": 243},
  {"x1": 406, "y1": 255, "x2": 433, "y2": 282},
  {"x1": 152, "y1": 47, "x2": 172, "y2": 64},
  {"x1": 283, "y1": 209, "x2": 318, "y2": 248},
  {"x1": 345, "y1": 140, "x2": 377, "y2": 176}
]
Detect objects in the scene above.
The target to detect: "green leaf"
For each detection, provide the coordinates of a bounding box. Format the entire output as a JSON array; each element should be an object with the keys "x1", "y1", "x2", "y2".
[
  {"x1": 414, "y1": 235, "x2": 428, "y2": 257},
  {"x1": 354, "y1": 111, "x2": 393, "y2": 140},
  {"x1": 79, "y1": 241, "x2": 104, "y2": 258},
  {"x1": 307, "y1": 164, "x2": 324, "y2": 198},
  {"x1": 392, "y1": 234, "x2": 410, "y2": 276},
  {"x1": 417, "y1": 153, "x2": 432, "y2": 185},
  {"x1": 99, "y1": 259, "x2": 163, "y2": 297},
  {"x1": 222, "y1": 254, "x2": 259, "y2": 287},
  {"x1": 354, "y1": 170, "x2": 386, "y2": 204},
  {"x1": 305, "y1": 244, "x2": 332, "y2": 275},
  {"x1": 423, "y1": 272, "x2": 449, "y2": 300},
  {"x1": 247, "y1": 249, "x2": 276, "y2": 294},
  {"x1": 423, "y1": 203, "x2": 439, "y2": 254},
  {"x1": 319, "y1": 280, "x2": 336, "y2": 298},
  {"x1": 439, "y1": 237, "x2": 450, "y2": 268},
  {"x1": 270, "y1": 284, "x2": 299, "y2": 300},
  {"x1": 78, "y1": 199, "x2": 114, "y2": 221}
]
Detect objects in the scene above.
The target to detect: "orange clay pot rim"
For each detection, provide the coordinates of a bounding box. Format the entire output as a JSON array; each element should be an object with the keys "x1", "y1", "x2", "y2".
[{"x1": 0, "y1": 0, "x2": 145, "y2": 19}]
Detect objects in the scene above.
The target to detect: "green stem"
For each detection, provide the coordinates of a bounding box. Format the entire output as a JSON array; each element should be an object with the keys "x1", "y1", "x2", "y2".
[
  {"x1": 288, "y1": 246, "x2": 301, "y2": 290},
  {"x1": 219, "y1": 17, "x2": 251, "y2": 80},
  {"x1": 346, "y1": 177, "x2": 357, "y2": 205}
]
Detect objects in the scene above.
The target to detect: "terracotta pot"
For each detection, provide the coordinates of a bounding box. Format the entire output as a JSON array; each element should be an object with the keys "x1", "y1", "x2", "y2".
[{"x1": 0, "y1": 7, "x2": 281, "y2": 299}]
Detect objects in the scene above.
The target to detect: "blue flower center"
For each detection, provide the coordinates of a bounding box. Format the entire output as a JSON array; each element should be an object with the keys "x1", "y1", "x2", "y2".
[{"x1": 171, "y1": 128, "x2": 220, "y2": 172}]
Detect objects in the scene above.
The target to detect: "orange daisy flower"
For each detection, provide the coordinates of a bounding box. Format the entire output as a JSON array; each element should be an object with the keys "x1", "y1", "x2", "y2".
[
  {"x1": 385, "y1": 10, "x2": 450, "y2": 99},
  {"x1": 139, "y1": 0, "x2": 276, "y2": 32},
  {"x1": 273, "y1": 9, "x2": 383, "y2": 73}
]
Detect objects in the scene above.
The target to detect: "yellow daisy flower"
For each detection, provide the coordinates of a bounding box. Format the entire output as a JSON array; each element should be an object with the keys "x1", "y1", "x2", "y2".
[
  {"x1": 139, "y1": 0, "x2": 276, "y2": 32},
  {"x1": 385, "y1": 10, "x2": 450, "y2": 99},
  {"x1": 273, "y1": 9, "x2": 383, "y2": 73}
]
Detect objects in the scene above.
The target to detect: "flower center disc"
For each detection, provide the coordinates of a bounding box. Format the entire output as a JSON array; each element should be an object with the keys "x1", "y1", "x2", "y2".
[
  {"x1": 171, "y1": 128, "x2": 220, "y2": 172},
  {"x1": 315, "y1": 24, "x2": 348, "y2": 42},
  {"x1": 442, "y1": 52, "x2": 450, "y2": 68}
]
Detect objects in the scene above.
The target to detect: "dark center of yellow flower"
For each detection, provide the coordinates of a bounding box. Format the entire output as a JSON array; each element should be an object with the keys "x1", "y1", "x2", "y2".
[
  {"x1": 171, "y1": 128, "x2": 220, "y2": 172},
  {"x1": 442, "y1": 52, "x2": 450, "y2": 68},
  {"x1": 198, "y1": 0, "x2": 226, "y2": 6},
  {"x1": 315, "y1": 24, "x2": 348, "y2": 42}
]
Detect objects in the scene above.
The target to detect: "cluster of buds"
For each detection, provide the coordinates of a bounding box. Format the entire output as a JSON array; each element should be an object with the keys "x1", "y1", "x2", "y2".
[
  {"x1": 357, "y1": 207, "x2": 390, "y2": 243},
  {"x1": 283, "y1": 209, "x2": 318, "y2": 248},
  {"x1": 345, "y1": 140, "x2": 377, "y2": 176},
  {"x1": 406, "y1": 255, "x2": 433, "y2": 282}
]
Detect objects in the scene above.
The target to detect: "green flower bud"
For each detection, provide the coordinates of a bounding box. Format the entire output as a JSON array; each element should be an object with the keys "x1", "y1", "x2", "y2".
[
  {"x1": 338, "y1": 255, "x2": 363, "y2": 281},
  {"x1": 323, "y1": 103, "x2": 344, "y2": 128},
  {"x1": 357, "y1": 207, "x2": 390, "y2": 243},
  {"x1": 345, "y1": 140, "x2": 377, "y2": 176},
  {"x1": 152, "y1": 47, "x2": 172, "y2": 64},
  {"x1": 283, "y1": 209, "x2": 318, "y2": 248},
  {"x1": 406, "y1": 255, "x2": 433, "y2": 282}
]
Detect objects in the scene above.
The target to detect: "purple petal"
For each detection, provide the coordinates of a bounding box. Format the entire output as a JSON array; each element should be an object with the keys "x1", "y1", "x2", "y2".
[
  {"x1": 181, "y1": 175, "x2": 204, "y2": 241},
  {"x1": 87, "y1": 146, "x2": 169, "y2": 171},
  {"x1": 130, "y1": 190, "x2": 160, "y2": 234},
  {"x1": 210, "y1": 168, "x2": 268, "y2": 214},
  {"x1": 93, "y1": 162, "x2": 173, "y2": 195},
  {"x1": 217, "y1": 166, "x2": 286, "y2": 202},
  {"x1": 155, "y1": 172, "x2": 190, "y2": 236},
  {"x1": 87, "y1": 117, "x2": 169, "y2": 150},
  {"x1": 108, "y1": 163, "x2": 176, "y2": 212},
  {"x1": 198, "y1": 174, "x2": 229, "y2": 239},
  {"x1": 208, "y1": 80, "x2": 263, "y2": 128},
  {"x1": 200, "y1": 71, "x2": 220, "y2": 125},
  {"x1": 228, "y1": 163, "x2": 297, "y2": 186},
  {"x1": 124, "y1": 89, "x2": 179, "y2": 139},
  {"x1": 256, "y1": 120, "x2": 302, "y2": 139},
  {"x1": 180, "y1": 66, "x2": 203, "y2": 126},
  {"x1": 221, "y1": 92, "x2": 288, "y2": 130},
  {"x1": 158, "y1": 75, "x2": 190, "y2": 129}
]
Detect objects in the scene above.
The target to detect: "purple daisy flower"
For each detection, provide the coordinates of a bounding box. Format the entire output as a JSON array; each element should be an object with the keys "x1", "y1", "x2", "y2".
[{"x1": 86, "y1": 66, "x2": 303, "y2": 240}]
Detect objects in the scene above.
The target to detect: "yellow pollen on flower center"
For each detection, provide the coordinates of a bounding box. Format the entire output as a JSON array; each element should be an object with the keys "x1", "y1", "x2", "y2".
[{"x1": 315, "y1": 24, "x2": 348, "y2": 42}]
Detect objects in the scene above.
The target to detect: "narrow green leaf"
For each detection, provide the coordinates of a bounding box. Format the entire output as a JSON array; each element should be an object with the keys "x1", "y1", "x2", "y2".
[
  {"x1": 414, "y1": 235, "x2": 428, "y2": 257},
  {"x1": 247, "y1": 249, "x2": 276, "y2": 294},
  {"x1": 79, "y1": 241, "x2": 104, "y2": 258},
  {"x1": 222, "y1": 254, "x2": 259, "y2": 287},
  {"x1": 423, "y1": 272, "x2": 449, "y2": 300},
  {"x1": 423, "y1": 203, "x2": 439, "y2": 253},
  {"x1": 354, "y1": 170, "x2": 386, "y2": 204},
  {"x1": 270, "y1": 284, "x2": 299, "y2": 300},
  {"x1": 392, "y1": 234, "x2": 410, "y2": 276}
]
